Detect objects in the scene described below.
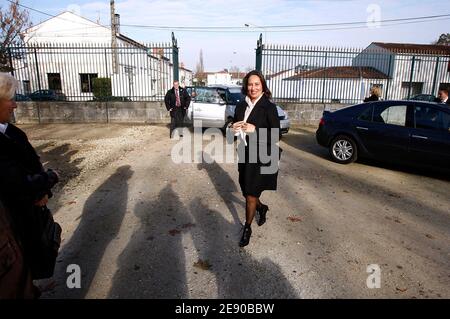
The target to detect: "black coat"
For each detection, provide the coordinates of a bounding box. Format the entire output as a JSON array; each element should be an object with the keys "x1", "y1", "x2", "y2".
[
  {"x1": 0, "y1": 124, "x2": 56, "y2": 255},
  {"x1": 233, "y1": 95, "x2": 281, "y2": 197},
  {"x1": 364, "y1": 95, "x2": 380, "y2": 102},
  {"x1": 164, "y1": 87, "x2": 191, "y2": 117}
]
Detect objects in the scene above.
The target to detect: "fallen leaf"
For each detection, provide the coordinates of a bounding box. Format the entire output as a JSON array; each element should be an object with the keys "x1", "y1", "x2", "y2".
[
  {"x1": 168, "y1": 229, "x2": 181, "y2": 236},
  {"x1": 396, "y1": 287, "x2": 408, "y2": 293},
  {"x1": 182, "y1": 223, "x2": 196, "y2": 229},
  {"x1": 425, "y1": 234, "x2": 434, "y2": 239},
  {"x1": 67, "y1": 201, "x2": 76, "y2": 205},
  {"x1": 287, "y1": 216, "x2": 302, "y2": 223},
  {"x1": 194, "y1": 259, "x2": 211, "y2": 270}
]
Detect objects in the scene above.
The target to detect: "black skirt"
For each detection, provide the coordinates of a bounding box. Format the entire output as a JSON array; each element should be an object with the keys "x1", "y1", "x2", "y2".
[{"x1": 238, "y1": 162, "x2": 278, "y2": 197}]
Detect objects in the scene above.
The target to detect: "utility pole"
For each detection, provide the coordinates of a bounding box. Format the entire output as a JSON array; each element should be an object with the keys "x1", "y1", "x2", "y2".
[{"x1": 110, "y1": 0, "x2": 118, "y2": 74}]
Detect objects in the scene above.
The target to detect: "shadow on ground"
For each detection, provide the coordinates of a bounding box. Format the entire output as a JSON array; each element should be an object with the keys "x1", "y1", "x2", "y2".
[{"x1": 46, "y1": 165, "x2": 133, "y2": 298}]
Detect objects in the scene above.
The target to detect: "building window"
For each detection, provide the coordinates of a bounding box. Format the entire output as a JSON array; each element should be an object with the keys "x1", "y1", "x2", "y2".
[
  {"x1": 401, "y1": 82, "x2": 423, "y2": 98},
  {"x1": 440, "y1": 83, "x2": 450, "y2": 91},
  {"x1": 22, "y1": 80, "x2": 31, "y2": 94},
  {"x1": 48, "y1": 73, "x2": 62, "y2": 91},
  {"x1": 80, "y1": 73, "x2": 98, "y2": 93}
]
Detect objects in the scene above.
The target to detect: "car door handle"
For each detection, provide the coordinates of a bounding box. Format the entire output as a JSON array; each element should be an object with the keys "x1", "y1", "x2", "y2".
[
  {"x1": 194, "y1": 108, "x2": 202, "y2": 112},
  {"x1": 412, "y1": 135, "x2": 428, "y2": 140},
  {"x1": 356, "y1": 126, "x2": 369, "y2": 131}
]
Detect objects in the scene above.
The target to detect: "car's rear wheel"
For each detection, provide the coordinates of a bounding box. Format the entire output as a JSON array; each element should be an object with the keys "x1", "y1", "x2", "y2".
[{"x1": 329, "y1": 135, "x2": 357, "y2": 164}]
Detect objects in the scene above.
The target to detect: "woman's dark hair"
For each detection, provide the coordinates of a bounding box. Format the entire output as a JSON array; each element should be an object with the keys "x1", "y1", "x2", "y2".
[{"x1": 241, "y1": 70, "x2": 272, "y2": 99}]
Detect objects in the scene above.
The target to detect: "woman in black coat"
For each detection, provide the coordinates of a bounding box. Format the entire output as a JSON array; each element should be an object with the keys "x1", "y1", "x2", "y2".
[
  {"x1": 232, "y1": 70, "x2": 281, "y2": 247},
  {"x1": 363, "y1": 85, "x2": 382, "y2": 102}
]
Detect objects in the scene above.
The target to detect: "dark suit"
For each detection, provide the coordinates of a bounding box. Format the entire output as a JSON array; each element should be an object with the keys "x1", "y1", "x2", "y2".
[
  {"x1": 233, "y1": 94, "x2": 281, "y2": 197},
  {"x1": 0, "y1": 124, "x2": 58, "y2": 279},
  {"x1": 164, "y1": 87, "x2": 191, "y2": 137}
]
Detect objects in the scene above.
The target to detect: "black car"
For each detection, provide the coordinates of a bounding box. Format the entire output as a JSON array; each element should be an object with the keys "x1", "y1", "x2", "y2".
[
  {"x1": 409, "y1": 94, "x2": 438, "y2": 103},
  {"x1": 29, "y1": 89, "x2": 67, "y2": 101},
  {"x1": 15, "y1": 93, "x2": 31, "y2": 101},
  {"x1": 316, "y1": 101, "x2": 450, "y2": 169}
]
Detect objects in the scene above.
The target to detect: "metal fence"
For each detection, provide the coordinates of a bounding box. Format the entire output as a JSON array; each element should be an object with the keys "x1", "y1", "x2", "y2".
[
  {"x1": 7, "y1": 34, "x2": 179, "y2": 102},
  {"x1": 255, "y1": 35, "x2": 450, "y2": 104}
]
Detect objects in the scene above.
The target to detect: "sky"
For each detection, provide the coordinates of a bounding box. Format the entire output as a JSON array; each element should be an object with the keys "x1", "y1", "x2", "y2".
[{"x1": 4, "y1": 0, "x2": 450, "y2": 72}]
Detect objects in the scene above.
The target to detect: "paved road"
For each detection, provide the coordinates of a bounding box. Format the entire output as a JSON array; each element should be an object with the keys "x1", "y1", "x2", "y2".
[{"x1": 21, "y1": 124, "x2": 449, "y2": 299}]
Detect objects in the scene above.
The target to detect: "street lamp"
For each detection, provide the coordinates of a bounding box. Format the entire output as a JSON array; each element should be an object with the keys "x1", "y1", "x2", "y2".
[{"x1": 244, "y1": 23, "x2": 267, "y2": 43}]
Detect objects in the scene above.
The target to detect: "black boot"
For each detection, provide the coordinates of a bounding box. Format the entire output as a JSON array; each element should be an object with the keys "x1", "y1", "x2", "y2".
[
  {"x1": 256, "y1": 204, "x2": 269, "y2": 226},
  {"x1": 239, "y1": 224, "x2": 252, "y2": 247}
]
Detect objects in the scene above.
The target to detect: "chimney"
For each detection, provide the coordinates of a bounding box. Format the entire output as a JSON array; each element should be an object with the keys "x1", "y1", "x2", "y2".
[{"x1": 114, "y1": 14, "x2": 120, "y2": 34}]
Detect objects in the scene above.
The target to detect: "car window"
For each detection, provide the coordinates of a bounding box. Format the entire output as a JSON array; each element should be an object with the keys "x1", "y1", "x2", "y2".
[
  {"x1": 193, "y1": 88, "x2": 222, "y2": 104},
  {"x1": 373, "y1": 104, "x2": 407, "y2": 126},
  {"x1": 357, "y1": 106, "x2": 373, "y2": 122},
  {"x1": 415, "y1": 106, "x2": 450, "y2": 132}
]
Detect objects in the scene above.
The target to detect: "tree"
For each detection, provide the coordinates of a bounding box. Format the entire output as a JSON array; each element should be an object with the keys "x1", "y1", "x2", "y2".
[
  {"x1": 194, "y1": 49, "x2": 206, "y2": 85},
  {"x1": 433, "y1": 33, "x2": 450, "y2": 46},
  {"x1": 0, "y1": 0, "x2": 32, "y2": 71},
  {"x1": 229, "y1": 66, "x2": 240, "y2": 73},
  {"x1": 195, "y1": 49, "x2": 204, "y2": 74}
]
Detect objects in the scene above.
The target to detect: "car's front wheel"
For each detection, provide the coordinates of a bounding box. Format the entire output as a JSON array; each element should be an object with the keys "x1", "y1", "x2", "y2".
[{"x1": 329, "y1": 135, "x2": 357, "y2": 164}]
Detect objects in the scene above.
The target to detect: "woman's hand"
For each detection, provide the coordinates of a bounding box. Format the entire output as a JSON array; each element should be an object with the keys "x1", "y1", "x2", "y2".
[
  {"x1": 242, "y1": 123, "x2": 256, "y2": 133},
  {"x1": 34, "y1": 194, "x2": 49, "y2": 207},
  {"x1": 232, "y1": 121, "x2": 244, "y2": 133}
]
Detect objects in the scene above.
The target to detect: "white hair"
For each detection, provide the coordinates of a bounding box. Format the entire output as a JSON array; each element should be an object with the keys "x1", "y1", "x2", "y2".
[{"x1": 0, "y1": 73, "x2": 18, "y2": 100}]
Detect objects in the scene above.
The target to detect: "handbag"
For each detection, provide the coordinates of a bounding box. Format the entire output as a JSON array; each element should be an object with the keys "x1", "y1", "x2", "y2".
[{"x1": 29, "y1": 206, "x2": 62, "y2": 280}]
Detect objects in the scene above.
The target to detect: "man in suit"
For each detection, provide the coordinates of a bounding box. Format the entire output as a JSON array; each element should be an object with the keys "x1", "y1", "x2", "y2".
[
  {"x1": 164, "y1": 81, "x2": 191, "y2": 138},
  {"x1": 436, "y1": 88, "x2": 449, "y2": 106}
]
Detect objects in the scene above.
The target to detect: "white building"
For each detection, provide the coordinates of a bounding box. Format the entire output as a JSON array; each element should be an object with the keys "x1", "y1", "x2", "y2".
[
  {"x1": 14, "y1": 11, "x2": 174, "y2": 100},
  {"x1": 274, "y1": 66, "x2": 389, "y2": 103},
  {"x1": 353, "y1": 42, "x2": 450, "y2": 99},
  {"x1": 179, "y1": 65, "x2": 193, "y2": 87},
  {"x1": 267, "y1": 42, "x2": 450, "y2": 103},
  {"x1": 206, "y1": 70, "x2": 232, "y2": 86}
]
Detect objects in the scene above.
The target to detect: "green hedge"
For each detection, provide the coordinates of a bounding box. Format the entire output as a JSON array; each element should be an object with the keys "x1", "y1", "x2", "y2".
[{"x1": 92, "y1": 77, "x2": 112, "y2": 100}]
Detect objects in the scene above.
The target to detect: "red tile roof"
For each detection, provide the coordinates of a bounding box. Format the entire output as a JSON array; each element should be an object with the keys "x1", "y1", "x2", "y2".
[
  {"x1": 284, "y1": 66, "x2": 389, "y2": 80},
  {"x1": 372, "y1": 42, "x2": 450, "y2": 55}
]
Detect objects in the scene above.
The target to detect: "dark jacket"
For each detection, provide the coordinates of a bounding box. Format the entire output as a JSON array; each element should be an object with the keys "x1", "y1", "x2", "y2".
[
  {"x1": 0, "y1": 124, "x2": 58, "y2": 269},
  {"x1": 164, "y1": 87, "x2": 191, "y2": 116},
  {"x1": 233, "y1": 94, "x2": 281, "y2": 197},
  {"x1": 364, "y1": 95, "x2": 380, "y2": 102},
  {"x1": 0, "y1": 201, "x2": 36, "y2": 299}
]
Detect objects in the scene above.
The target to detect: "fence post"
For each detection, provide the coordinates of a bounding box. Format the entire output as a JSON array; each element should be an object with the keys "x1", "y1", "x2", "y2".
[
  {"x1": 255, "y1": 33, "x2": 263, "y2": 72},
  {"x1": 431, "y1": 56, "x2": 440, "y2": 95},
  {"x1": 7, "y1": 47, "x2": 14, "y2": 76},
  {"x1": 407, "y1": 55, "x2": 416, "y2": 99},
  {"x1": 172, "y1": 32, "x2": 179, "y2": 82},
  {"x1": 33, "y1": 47, "x2": 42, "y2": 92},
  {"x1": 384, "y1": 54, "x2": 393, "y2": 100},
  {"x1": 321, "y1": 51, "x2": 328, "y2": 104}
]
